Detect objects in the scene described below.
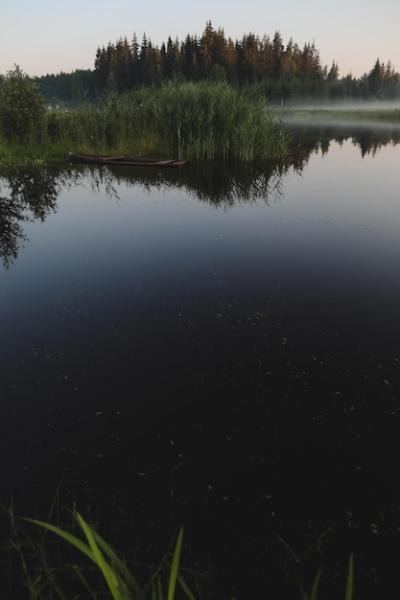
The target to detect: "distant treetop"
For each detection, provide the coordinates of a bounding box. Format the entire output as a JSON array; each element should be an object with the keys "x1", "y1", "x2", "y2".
[{"x1": 34, "y1": 22, "x2": 400, "y2": 102}]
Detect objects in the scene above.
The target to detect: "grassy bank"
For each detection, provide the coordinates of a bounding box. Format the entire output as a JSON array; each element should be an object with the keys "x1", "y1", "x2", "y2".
[{"x1": 0, "y1": 82, "x2": 288, "y2": 166}]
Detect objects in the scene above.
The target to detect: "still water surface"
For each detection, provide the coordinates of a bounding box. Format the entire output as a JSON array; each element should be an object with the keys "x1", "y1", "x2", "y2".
[{"x1": 1, "y1": 127, "x2": 400, "y2": 598}]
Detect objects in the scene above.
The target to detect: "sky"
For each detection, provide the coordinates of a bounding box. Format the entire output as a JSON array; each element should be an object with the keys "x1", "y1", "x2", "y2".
[{"x1": 1, "y1": 0, "x2": 400, "y2": 77}]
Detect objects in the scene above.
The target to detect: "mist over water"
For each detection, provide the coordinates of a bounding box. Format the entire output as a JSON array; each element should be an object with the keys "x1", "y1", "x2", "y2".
[
  {"x1": 282, "y1": 99, "x2": 400, "y2": 111},
  {"x1": 284, "y1": 115, "x2": 400, "y2": 132},
  {"x1": 279, "y1": 100, "x2": 400, "y2": 134}
]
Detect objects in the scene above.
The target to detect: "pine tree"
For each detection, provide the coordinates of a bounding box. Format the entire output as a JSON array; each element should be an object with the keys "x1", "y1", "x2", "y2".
[
  {"x1": 328, "y1": 61, "x2": 339, "y2": 81},
  {"x1": 368, "y1": 59, "x2": 385, "y2": 95}
]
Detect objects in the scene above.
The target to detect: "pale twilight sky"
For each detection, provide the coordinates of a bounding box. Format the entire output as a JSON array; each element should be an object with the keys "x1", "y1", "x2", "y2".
[{"x1": 1, "y1": 0, "x2": 399, "y2": 77}]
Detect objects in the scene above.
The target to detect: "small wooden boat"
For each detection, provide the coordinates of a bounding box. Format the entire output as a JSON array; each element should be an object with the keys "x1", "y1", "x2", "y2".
[
  {"x1": 69, "y1": 154, "x2": 189, "y2": 168},
  {"x1": 69, "y1": 154, "x2": 124, "y2": 164}
]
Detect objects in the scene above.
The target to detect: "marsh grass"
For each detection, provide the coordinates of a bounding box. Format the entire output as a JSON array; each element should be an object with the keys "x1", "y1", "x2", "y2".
[
  {"x1": 8, "y1": 511, "x2": 198, "y2": 600},
  {"x1": 0, "y1": 82, "x2": 288, "y2": 165}
]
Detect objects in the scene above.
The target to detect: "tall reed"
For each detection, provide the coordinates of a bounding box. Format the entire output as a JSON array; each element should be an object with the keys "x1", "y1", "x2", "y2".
[{"x1": 0, "y1": 82, "x2": 288, "y2": 164}]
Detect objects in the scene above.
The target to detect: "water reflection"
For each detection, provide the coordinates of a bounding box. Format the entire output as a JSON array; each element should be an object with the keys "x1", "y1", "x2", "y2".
[
  {"x1": 0, "y1": 160, "x2": 294, "y2": 266},
  {"x1": 1, "y1": 125, "x2": 400, "y2": 599},
  {"x1": 287, "y1": 121, "x2": 400, "y2": 158},
  {"x1": 0, "y1": 125, "x2": 399, "y2": 267},
  {"x1": 89, "y1": 159, "x2": 289, "y2": 206},
  {"x1": 0, "y1": 167, "x2": 59, "y2": 267}
]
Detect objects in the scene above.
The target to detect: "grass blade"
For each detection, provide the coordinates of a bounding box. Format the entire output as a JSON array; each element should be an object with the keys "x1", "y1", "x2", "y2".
[
  {"x1": 299, "y1": 585, "x2": 310, "y2": 600},
  {"x1": 91, "y1": 527, "x2": 141, "y2": 594},
  {"x1": 298, "y1": 569, "x2": 321, "y2": 600},
  {"x1": 75, "y1": 513, "x2": 121, "y2": 599},
  {"x1": 24, "y1": 518, "x2": 94, "y2": 563},
  {"x1": 157, "y1": 576, "x2": 165, "y2": 600},
  {"x1": 168, "y1": 528, "x2": 184, "y2": 600},
  {"x1": 178, "y1": 575, "x2": 197, "y2": 600},
  {"x1": 310, "y1": 570, "x2": 322, "y2": 600},
  {"x1": 345, "y1": 554, "x2": 354, "y2": 600},
  {"x1": 70, "y1": 564, "x2": 98, "y2": 600}
]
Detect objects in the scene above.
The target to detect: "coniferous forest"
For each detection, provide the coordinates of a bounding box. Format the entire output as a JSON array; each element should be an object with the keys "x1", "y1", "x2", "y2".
[{"x1": 33, "y1": 22, "x2": 400, "y2": 104}]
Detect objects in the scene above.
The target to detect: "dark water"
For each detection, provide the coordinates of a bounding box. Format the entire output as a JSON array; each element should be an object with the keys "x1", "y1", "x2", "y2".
[{"x1": 1, "y1": 127, "x2": 400, "y2": 598}]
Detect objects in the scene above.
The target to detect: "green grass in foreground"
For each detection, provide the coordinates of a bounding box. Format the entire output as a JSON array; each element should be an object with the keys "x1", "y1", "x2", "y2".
[
  {"x1": 0, "y1": 82, "x2": 288, "y2": 166},
  {"x1": 17, "y1": 512, "x2": 196, "y2": 600},
  {"x1": 8, "y1": 511, "x2": 356, "y2": 600}
]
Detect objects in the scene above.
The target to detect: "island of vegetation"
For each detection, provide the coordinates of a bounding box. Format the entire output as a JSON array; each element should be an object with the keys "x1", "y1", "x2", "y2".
[
  {"x1": 1, "y1": 22, "x2": 400, "y2": 167},
  {"x1": 0, "y1": 67, "x2": 288, "y2": 165}
]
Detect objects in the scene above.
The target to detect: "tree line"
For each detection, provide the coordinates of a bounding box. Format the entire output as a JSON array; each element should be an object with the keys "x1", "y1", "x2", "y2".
[{"x1": 31, "y1": 22, "x2": 400, "y2": 102}]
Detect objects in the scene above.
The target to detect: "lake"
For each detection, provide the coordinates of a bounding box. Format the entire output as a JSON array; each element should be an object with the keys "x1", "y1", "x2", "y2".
[{"x1": 1, "y1": 125, "x2": 400, "y2": 598}]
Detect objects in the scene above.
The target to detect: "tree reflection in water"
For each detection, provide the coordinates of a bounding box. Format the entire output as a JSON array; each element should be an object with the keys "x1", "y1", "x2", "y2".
[
  {"x1": 0, "y1": 124, "x2": 399, "y2": 267},
  {"x1": 0, "y1": 167, "x2": 59, "y2": 267}
]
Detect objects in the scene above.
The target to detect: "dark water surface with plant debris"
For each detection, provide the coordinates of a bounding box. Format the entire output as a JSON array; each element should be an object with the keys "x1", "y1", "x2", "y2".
[{"x1": 1, "y1": 126, "x2": 400, "y2": 598}]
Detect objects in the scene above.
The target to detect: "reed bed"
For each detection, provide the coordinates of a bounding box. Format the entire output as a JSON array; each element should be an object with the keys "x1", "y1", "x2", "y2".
[{"x1": 0, "y1": 82, "x2": 288, "y2": 164}]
